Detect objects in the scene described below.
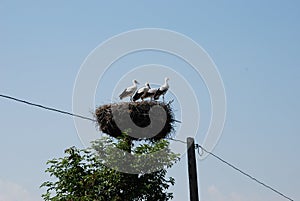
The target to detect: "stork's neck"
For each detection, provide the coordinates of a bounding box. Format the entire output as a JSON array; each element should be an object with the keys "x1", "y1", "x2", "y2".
[{"x1": 164, "y1": 79, "x2": 169, "y2": 87}]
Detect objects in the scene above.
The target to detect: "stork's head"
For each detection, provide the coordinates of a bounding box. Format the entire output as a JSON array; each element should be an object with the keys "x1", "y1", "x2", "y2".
[
  {"x1": 146, "y1": 82, "x2": 151, "y2": 89},
  {"x1": 165, "y1": 77, "x2": 170, "y2": 82},
  {"x1": 133, "y1": 79, "x2": 140, "y2": 84}
]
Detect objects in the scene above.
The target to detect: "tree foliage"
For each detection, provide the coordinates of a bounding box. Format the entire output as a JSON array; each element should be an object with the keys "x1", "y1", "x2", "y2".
[{"x1": 41, "y1": 135, "x2": 179, "y2": 201}]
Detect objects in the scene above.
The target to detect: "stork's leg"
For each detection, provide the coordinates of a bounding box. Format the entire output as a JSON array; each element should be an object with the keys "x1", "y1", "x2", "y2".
[{"x1": 163, "y1": 95, "x2": 165, "y2": 102}]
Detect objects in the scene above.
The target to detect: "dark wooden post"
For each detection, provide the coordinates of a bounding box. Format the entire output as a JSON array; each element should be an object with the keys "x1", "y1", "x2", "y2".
[{"x1": 187, "y1": 137, "x2": 199, "y2": 201}]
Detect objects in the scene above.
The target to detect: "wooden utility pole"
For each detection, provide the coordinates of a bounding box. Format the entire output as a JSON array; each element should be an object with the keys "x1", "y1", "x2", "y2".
[{"x1": 187, "y1": 137, "x2": 199, "y2": 201}]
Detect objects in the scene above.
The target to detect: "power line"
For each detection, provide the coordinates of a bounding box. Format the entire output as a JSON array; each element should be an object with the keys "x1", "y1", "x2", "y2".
[
  {"x1": 166, "y1": 138, "x2": 186, "y2": 144},
  {"x1": 0, "y1": 94, "x2": 96, "y2": 122},
  {"x1": 0, "y1": 94, "x2": 294, "y2": 201},
  {"x1": 195, "y1": 144, "x2": 294, "y2": 201},
  {"x1": 168, "y1": 138, "x2": 294, "y2": 201}
]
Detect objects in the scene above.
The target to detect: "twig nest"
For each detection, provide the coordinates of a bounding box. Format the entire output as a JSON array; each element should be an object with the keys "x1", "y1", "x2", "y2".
[{"x1": 95, "y1": 101, "x2": 175, "y2": 142}]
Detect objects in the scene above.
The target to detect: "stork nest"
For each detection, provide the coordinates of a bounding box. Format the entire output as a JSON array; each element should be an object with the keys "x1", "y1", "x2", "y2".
[{"x1": 95, "y1": 101, "x2": 176, "y2": 142}]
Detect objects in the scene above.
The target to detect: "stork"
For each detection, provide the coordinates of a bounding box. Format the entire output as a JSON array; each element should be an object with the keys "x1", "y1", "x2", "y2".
[
  {"x1": 141, "y1": 85, "x2": 158, "y2": 101},
  {"x1": 153, "y1": 77, "x2": 169, "y2": 102},
  {"x1": 119, "y1": 79, "x2": 139, "y2": 101},
  {"x1": 133, "y1": 82, "x2": 150, "y2": 102}
]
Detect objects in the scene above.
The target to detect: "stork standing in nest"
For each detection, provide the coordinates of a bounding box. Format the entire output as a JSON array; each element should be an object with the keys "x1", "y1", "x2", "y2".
[
  {"x1": 141, "y1": 85, "x2": 158, "y2": 101},
  {"x1": 119, "y1": 79, "x2": 139, "y2": 101},
  {"x1": 154, "y1": 77, "x2": 170, "y2": 102},
  {"x1": 133, "y1": 82, "x2": 150, "y2": 102}
]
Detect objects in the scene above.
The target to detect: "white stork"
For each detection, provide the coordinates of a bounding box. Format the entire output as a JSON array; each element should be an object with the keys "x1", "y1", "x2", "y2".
[
  {"x1": 119, "y1": 79, "x2": 139, "y2": 101},
  {"x1": 133, "y1": 82, "x2": 150, "y2": 102},
  {"x1": 141, "y1": 85, "x2": 158, "y2": 101},
  {"x1": 153, "y1": 77, "x2": 169, "y2": 102}
]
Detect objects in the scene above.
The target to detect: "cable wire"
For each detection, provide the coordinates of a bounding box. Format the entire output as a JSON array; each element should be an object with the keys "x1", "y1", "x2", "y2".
[
  {"x1": 166, "y1": 137, "x2": 186, "y2": 144},
  {"x1": 195, "y1": 144, "x2": 294, "y2": 201},
  {"x1": 0, "y1": 94, "x2": 96, "y2": 122}
]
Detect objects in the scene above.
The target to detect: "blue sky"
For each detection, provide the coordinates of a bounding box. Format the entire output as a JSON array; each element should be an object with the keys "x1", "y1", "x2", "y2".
[{"x1": 1, "y1": 1, "x2": 300, "y2": 201}]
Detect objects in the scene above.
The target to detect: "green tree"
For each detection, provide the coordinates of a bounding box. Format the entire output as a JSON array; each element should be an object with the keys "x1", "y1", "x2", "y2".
[{"x1": 41, "y1": 135, "x2": 179, "y2": 201}]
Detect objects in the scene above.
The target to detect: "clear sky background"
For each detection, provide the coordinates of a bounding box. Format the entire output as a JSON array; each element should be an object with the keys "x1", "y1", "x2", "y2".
[{"x1": 1, "y1": 1, "x2": 300, "y2": 201}]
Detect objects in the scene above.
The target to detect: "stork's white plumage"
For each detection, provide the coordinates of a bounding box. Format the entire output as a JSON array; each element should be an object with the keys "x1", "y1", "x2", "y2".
[
  {"x1": 154, "y1": 77, "x2": 169, "y2": 101},
  {"x1": 119, "y1": 79, "x2": 139, "y2": 101},
  {"x1": 133, "y1": 82, "x2": 150, "y2": 102},
  {"x1": 141, "y1": 87, "x2": 158, "y2": 101}
]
